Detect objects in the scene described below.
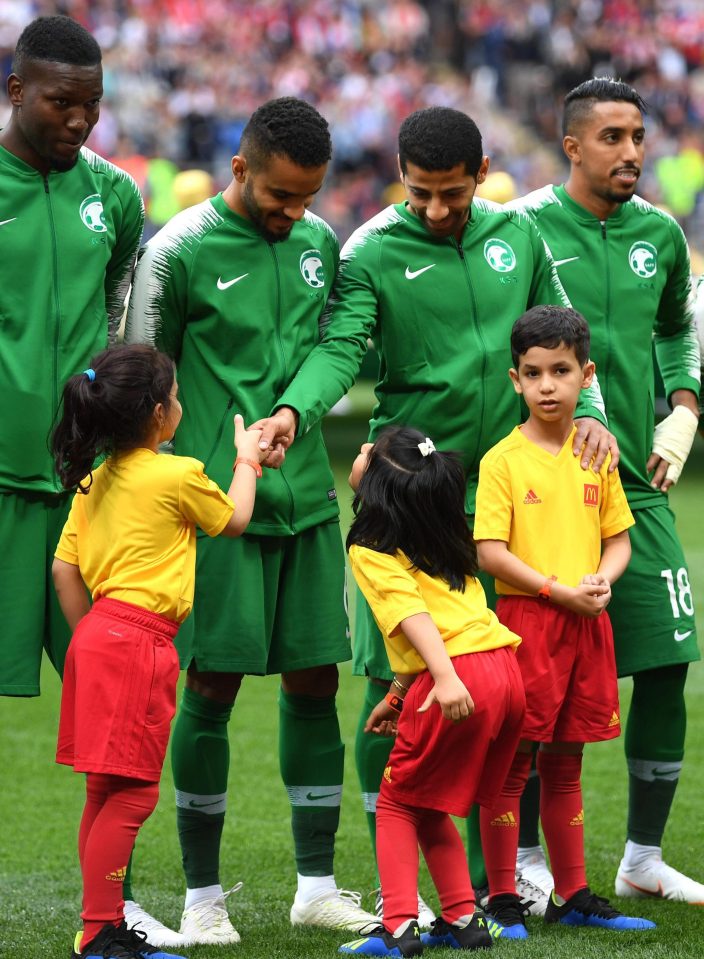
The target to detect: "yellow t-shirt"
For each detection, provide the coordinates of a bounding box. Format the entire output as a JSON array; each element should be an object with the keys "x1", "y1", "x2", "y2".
[
  {"x1": 474, "y1": 425, "x2": 634, "y2": 595},
  {"x1": 348, "y1": 544, "x2": 520, "y2": 674},
  {"x1": 55, "y1": 449, "x2": 234, "y2": 622}
]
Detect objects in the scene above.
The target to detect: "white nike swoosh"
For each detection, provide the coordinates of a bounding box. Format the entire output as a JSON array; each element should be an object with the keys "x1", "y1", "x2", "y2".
[
  {"x1": 674, "y1": 629, "x2": 693, "y2": 642},
  {"x1": 553, "y1": 256, "x2": 580, "y2": 267},
  {"x1": 405, "y1": 264, "x2": 436, "y2": 280},
  {"x1": 0, "y1": 218, "x2": 17, "y2": 227},
  {"x1": 217, "y1": 273, "x2": 249, "y2": 290}
]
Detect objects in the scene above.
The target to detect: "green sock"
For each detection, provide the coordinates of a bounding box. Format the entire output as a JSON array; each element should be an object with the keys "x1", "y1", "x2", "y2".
[
  {"x1": 355, "y1": 681, "x2": 394, "y2": 874},
  {"x1": 123, "y1": 850, "x2": 134, "y2": 901},
  {"x1": 279, "y1": 688, "x2": 344, "y2": 876},
  {"x1": 625, "y1": 665, "x2": 687, "y2": 846},
  {"x1": 518, "y1": 761, "x2": 541, "y2": 848},
  {"x1": 466, "y1": 805, "x2": 487, "y2": 890},
  {"x1": 172, "y1": 686, "x2": 232, "y2": 888}
]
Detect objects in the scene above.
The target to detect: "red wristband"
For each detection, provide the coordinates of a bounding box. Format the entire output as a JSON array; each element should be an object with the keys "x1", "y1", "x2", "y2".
[
  {"x1": 234, "y1": 457, "x2": 262, "y2": 478},
  {"x1": 384, "y1": 692, "x2": 404, "y2": 713},
  {"x1": 538, "y1": 574, "x2": 557, "y2": 600}
]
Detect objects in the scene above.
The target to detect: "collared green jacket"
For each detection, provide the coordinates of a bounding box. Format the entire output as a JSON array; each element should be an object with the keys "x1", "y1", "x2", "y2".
[
  {"x1": 280, "y1": 199, "x2": 605, "y2": 513},
  {"x1": 510, "y1": 185, "x2": 700, "y2": 507},
  {"x1": 0, "y1": 145, "x2": 144, "y2": 493},
  {"x1": 126, "y1": 194, "x2": 341, "y2": 536}
]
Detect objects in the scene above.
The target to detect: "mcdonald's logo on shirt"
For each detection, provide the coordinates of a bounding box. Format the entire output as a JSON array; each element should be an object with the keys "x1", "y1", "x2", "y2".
[{"x1": 583, "y1": 484, "x2": 599, "y2": 506}]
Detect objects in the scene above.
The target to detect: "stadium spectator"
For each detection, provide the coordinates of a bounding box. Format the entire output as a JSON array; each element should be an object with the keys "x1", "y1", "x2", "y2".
[{"x1": 2, "y1": 2, "x2": 700, "y2": 251}]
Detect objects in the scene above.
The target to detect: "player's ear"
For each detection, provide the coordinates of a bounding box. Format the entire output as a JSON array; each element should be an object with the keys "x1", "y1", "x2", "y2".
[
  {"x1": 476, "y1": 156, "x2": 490, "y2": 184},
  {"x1": 509, "y1": 367, "x2": 522, "y2": 394},
  {"x1": 231, "y1": 155, "x2": 247, "y2": 182},
  {"x1": 563, "y1": 135, "x2": 580, "y2": 164},
  {"x1": 7, "y1": 73, "x2": 23, "y2": 108},
  {"x1": 581, "y1": 360, "x2": 596, "y2": 389},
  {"x1": 397, "y1": 154, "x2": 403, "y2": 181}
]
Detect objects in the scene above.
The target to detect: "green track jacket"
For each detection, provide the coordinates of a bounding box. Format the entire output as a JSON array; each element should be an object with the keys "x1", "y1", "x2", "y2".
[
  {"x1": 510, "y1": 185, "x2": 701, "y2": 508},
  {"x1": 0, "y1": 145, "x2": 144, "y2": 493},
  {"x1": 279, "y1": 199, "x2": 606, "y2": 513},
  {"x1": 125, "y1": 194, "x2": 341, "y2": 536}
]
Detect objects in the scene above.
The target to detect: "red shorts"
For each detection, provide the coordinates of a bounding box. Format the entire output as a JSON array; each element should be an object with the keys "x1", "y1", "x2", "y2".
[
  {"x1": 57, "y1": 598, "x2": 180, "y2": 781},
  {"x1": 380, "y1": 646, "x2": 525, "y2": 817},
  {"x1": 496, "y1": 596, "x2": 620, "y2": 743}
]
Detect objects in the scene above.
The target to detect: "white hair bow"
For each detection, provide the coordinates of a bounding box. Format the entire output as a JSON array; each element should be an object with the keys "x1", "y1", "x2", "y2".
[{"x1": 418, "y1": 438, "x2": 436, "y2": 456}]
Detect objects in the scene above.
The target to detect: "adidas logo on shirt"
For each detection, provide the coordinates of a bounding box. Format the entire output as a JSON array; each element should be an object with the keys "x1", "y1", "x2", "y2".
[
  {"x1": 608, "y1": 711, "x2": 620, "y2": 727},
  {"x1": 523, "y1": 489, "x2": 541, "y2": 504}
]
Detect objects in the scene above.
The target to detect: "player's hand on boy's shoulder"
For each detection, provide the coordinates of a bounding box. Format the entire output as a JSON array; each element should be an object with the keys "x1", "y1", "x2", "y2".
[
  {"x1": 419, "y1": 674, "x2": 475, "y2": 724},
  {"x1": 573, "y1": 418, "x2": 619, "y2": 472}
]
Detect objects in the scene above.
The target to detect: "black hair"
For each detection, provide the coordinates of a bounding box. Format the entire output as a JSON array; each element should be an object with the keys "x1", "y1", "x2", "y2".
[
  {"x1": 240, "y1": 97, "x2": 331, "y2": 172},
  {"x1": 346, "y1": 427, "x2": 478, "y2": 591},
  {"x1": 510, "y1": 305, "x2": 591, "y2": 368},
  {"x1": 398, "y1": 107, "x2": 483, "y2": 177},
  {"x1": 12, "y1": 16, "x2": 101, "y2": 74},
  {"x1": 563, "y1": 77, "x2": 647, "y2": 137},
  {"x1": 51, "y1": 344, "x2": 175, "y2": 493}
]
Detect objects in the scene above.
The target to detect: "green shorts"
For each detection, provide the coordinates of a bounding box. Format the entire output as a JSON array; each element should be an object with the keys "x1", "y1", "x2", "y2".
[
  {"x1": 609, "y1": 504, "x2": 699, "y2": 676},
  {"x1": 179, "y1": 519, "x2": 351, "y2": 674},
  {"x1": 0, "y1": 490, "x2": 73, "y2": 696},
  {"x1": 351, "y1": 563, "x2": 497, "y2": 680}
]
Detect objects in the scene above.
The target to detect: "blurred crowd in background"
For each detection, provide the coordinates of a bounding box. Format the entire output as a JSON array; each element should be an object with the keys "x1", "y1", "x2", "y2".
[{"x1": 1, "y1": 0, "x2": 703, "y2": 262}]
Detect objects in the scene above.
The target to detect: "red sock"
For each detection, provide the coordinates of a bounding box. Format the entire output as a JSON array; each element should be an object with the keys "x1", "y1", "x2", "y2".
[
  {"x1": 376, "y1": 791, "x2": 422, "y2": 933},
  {"x1": 79, "y1": 774, "x2": 159, "y2": 949},
  {"x1": 417, "y1": 808, "x2": 474, "y2": 923},
  {"x1": 481, "y1": 751, "x2": 532, "y2": 897},
  {"x1": 537, "y1": 751, "x2": 586, "y2": 900}
]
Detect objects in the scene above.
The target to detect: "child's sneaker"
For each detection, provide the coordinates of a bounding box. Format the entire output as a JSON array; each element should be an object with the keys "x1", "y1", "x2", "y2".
[
  {"x1": 339, "y1": 919, "x2": 423, "y2": 957},
  {"x1": 124, "y1": 924, "x2": 189, "y2": 958},
  {"x1": 544, "y1": 887, "x2": 656, "y2": 930},
  {"x1": 72, "y1": 921, "x2": 188, "y2": 959},
  {"x1": 485, "y1": 894, "x2": 529, "y2": 939},
  {"x1": 421, "y1": 912, "x2": 502, "y2": 949}
]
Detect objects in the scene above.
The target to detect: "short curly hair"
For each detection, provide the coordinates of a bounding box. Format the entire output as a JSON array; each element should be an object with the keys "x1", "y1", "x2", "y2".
[
  {"x1": 563, "y1": 78, "x2": 647, "y2": 137},
  {"x1": 240, "y1": 97, "x2": 332, "y2": 172},
  {"x1": 13, "y1": 15, "x2": 101, "y2": 74},
  {"x1": 398, "y1": 107, "x2": 484, "y2": 177}
]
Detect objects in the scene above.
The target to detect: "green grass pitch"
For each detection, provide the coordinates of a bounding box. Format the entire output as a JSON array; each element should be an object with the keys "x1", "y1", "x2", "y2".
[{"x1": 1, "y1": 433, "x2": 703, "y2": 958}]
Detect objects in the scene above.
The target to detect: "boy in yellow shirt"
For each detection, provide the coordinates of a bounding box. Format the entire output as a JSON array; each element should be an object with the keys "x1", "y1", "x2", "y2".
[{"x1": 473, "y1": 305, "x2": 655, "y2": 936}]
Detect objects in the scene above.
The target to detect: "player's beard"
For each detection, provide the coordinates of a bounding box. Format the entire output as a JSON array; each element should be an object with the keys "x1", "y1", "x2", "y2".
[
  {"x1": 242, "y1": 180, "x2": 292, "y2": 244},
  {"x1": 50, "y1": 154, "x2": 80, "y2": 173}
]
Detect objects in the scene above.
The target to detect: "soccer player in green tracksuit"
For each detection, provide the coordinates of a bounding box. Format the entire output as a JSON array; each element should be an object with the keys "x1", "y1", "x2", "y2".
[
  {"x1": 0, "y1": 15, "x2": 144, "y2": 699},
  {"x1": 125, "y1": 98, "x2": 378, "y2": 947},
  {"x1": 256, "y1": 106, "x2": 614, "y2": 925},
  {"x1": 509, "y1": 77, "x2": 702, "y2": 906}
]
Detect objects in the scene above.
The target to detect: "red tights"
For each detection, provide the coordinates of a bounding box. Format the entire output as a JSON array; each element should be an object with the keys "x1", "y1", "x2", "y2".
[
  {"x1": 78, "y1": 773, "x2": 159, "y2": 949},
  {"x1": 481, "y1": 750, "x2": 586, "y2": 901},
  {"x1": 376, "y1": 791, "x2": 475, "y2": 933}
]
